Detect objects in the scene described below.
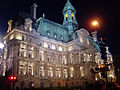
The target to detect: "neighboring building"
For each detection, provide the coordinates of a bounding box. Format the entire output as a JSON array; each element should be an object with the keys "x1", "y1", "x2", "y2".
[
  {"x1": 114, "y1": 55, "x2": 120, "y2": 83},
  {"x1": 0, "y1": 35, "x2": 4, "y2": 76},
  {"x1": 2, "y1": 0, "x2": 115, "y2": 89}
]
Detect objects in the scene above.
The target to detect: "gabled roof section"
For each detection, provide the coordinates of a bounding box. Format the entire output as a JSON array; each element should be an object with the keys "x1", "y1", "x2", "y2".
[
  {"x1": 63, "y1": 0, "x2": 76, "y2": 12},
  {"x1": 36, "y1": 17, "x2": 70, "y2": 43}
]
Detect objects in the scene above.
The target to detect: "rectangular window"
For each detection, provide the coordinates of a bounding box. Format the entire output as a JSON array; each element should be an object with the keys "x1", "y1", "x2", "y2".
[
  {"x1": 63, "y1": 69, "x2": 68, "y2": 78},
  {"x1": 52, "y1": 44, "x2": 56, "y2": 50},
  {"x1": 80, "y1": 36, "x2": 83, "y2": 43},
  {"x1": 70, "y1": 67, "x2": 74, "y2": 77},
  {"x1": 56, "y1": 69, "x2": 60, "y2": 78},
  {"x1": 28, "y1": 65, "x2": 33, "y2": 76},
  {"x1": 58, "y1": 46, "x2": 62, "y2": 51},
  {"x1": 44, "y1": 42, "x2": 48, "y2": 48},
  {"x1": 39, "y1": 67, "x2": 44, "y2": 77},
  {"x1": 80, "y1": 67, "x2": 84, "y2": 77},
  {"x1": 48, "y1": 68, "x2": 53, "y2": 77}
]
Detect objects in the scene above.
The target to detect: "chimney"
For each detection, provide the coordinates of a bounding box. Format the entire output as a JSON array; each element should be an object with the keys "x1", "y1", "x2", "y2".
[{"x1": 31, "y1": 3, "x2": 37, "y2": 19}]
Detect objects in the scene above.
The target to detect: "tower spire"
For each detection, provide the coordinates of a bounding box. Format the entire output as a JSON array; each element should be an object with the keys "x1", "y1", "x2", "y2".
[{"x1": 62, "y1": 0, "x2": 78, "y2": 35}]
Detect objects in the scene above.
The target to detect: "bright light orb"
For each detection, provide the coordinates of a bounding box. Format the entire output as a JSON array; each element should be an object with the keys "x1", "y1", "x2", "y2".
[
  {"x1": 0, "y1": 43, "x2": 4, "y2": 49},
  {"x1": 92, "y1": 21, "x2": 98, "y2": 26}
]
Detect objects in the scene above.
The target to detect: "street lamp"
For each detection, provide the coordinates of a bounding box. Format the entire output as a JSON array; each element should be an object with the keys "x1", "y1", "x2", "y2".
[
  {"x1": 92, "y1": 20, "x2": 99, "y2": 26},
  {"x1": 91, "y1": 20, "x2": 100, "y2": 30},
  {"x1": 91, "y1": 20, "x2": 100, "y2": 42}
]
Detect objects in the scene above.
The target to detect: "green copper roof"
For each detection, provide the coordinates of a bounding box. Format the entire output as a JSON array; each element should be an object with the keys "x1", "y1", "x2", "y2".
[
  {"x1": 36, "y1": 17, "x2": 71, "y2": 43},
  {"x1": 63, "y1": 0, "x2": 76, "y2": 12}
]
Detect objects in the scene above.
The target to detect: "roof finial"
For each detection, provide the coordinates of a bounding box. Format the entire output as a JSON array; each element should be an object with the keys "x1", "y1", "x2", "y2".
[
  {"x1": 43, "y1": 13, "x2": 45, "y2": 18},
  {"x1": 67, "y1": 0, "x2": 70, "y2": 2}
]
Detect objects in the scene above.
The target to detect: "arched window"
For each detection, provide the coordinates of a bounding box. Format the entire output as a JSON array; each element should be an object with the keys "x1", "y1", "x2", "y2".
[
  {"x1": 54, "y1": 33, "x2": 57, "y2": 38},
  {"x1": 65, "y1": 13, "x2": 68, "y2": 21},
  {"x1": 71, "y1": 13, "x2": 74, "y2": 20}
]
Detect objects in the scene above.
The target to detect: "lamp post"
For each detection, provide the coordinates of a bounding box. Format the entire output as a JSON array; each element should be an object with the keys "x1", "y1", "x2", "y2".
[
  {"x1": 91, "y1": 20, "x2": 100, "y2": 42},
  {"x1": 91, "y1": 20, "x2": 109, "y2": 85}
]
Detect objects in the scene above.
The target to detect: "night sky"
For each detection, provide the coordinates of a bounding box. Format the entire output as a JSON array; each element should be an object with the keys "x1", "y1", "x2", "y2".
[{"x1": 0, "y1": 0, "x2": 120, "y2": 55}]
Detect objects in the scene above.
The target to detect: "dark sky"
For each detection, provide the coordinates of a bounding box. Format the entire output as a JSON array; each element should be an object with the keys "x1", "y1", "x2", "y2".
[{"x1": 0, "y1": 0, "x2": 120, "y2": 55}]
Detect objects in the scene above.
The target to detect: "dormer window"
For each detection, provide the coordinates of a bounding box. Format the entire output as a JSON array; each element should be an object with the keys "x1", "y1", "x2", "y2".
[
  {"x1": 61, "y1": 36, "x2": 64, "y2": 41},
  {"x1": 46, "y1": 31, "x2": 50, "y2": 37},
  {"x1": 54, "y1": 33, "x2": 57, "y2": 38},
  {"x1": 65, "y1": 13, "x2": 68, "y2": 21},
  {"x1": 24, "y1": 18, "x2": 32, "y2": 31},
  {"x1": 71, "y1": 13, "x2": 74, "y2": 20}
]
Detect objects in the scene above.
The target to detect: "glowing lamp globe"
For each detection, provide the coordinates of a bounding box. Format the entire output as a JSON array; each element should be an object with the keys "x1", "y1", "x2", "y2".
[{"x1": 92, "y1": 21, "x2": 98, "y2": 26}]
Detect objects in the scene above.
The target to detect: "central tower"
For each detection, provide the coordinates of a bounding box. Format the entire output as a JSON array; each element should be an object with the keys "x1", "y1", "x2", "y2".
[{"x1": 62, "y1": 0, "x2": 78, "y2": 35}]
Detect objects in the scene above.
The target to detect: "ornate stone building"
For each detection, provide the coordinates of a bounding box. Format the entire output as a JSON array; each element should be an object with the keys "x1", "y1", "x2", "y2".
[{"x1": 2, "y1": 0, "x2": 115, "y2": 89}]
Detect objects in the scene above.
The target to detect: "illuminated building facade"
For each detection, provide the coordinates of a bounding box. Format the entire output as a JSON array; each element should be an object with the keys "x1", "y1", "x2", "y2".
[{"x1": 2, "y1": 0, "x2": 115, "y2": 89}]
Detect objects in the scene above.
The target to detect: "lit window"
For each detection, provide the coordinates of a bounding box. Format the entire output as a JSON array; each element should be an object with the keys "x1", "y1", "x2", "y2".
[
  {"x1": 4, "y1": 47, "x2": 7, "y2": 59},
  {"x1": 65, "y1": 13, "x2": 68, "y2": 21},
  {"x1": 44, "y1": 42, "x2": 48, "y2": 48},
  {"x1": 87, "y1": 38, "x2": 89, "y2": 44},
  {"x1": 28, "y1": 65, "x2": 33, "y2": 76},
  {"x1": 19, "y1": 65, "x2": 25, "y2": 75},
  {"x1": 63, "y1": 69, "x2": 68, "y2": 78},
  {"x1": 16, "y1": 33, "x2": 22, "y2": 40},
  {"x1": 83, "y1": 53, "x2": 87, "y2": 62},
  {"x1": 20, "y1": 44, "x2": 26, "y2": 57},
  {"x1": 70, "y1": 67, "x2": 74, "y2": 77},
  {"x1": 80, "y1": 36, "x2": 83, "y2": 43},
  {"x1": 71, "y1": 13, "x2": 74, "y2": 20},
  {"x1": 70, "y1": 54, "x2": 73, "y2": 64},
  {"x1": 80, "y1": 67, "x2": 84, "y2": 77},
  {"x1": 68, "y1": 46, "x2": 73, "y2": 51},
  {"x1": 52, "y1": 44, "x2": 56, "y2": 50},
  {"x1": 39, "y1": 50, "x2": 44, "y2": 61},
  {"x1": 58, "y1": 46, "x2": 62, "y2": 51},
  {"x1": 87, "y1": 54, "x2": 90, "y2": 61},
  {"x1": 54, "y1": 34, "x2": 57, "y2": 38},
  {"x1": 48, "y1": 68, "x2": 53, "y2": 77},
  {"x1": 29, "y1": 26, "x2": 32, "y2": 31},
  {"x1": 62, "y1": 55, "x2": 67, "y2": 64},
  {"x1": 56, "y1": 69, "x2": 61, "y2": 78}
]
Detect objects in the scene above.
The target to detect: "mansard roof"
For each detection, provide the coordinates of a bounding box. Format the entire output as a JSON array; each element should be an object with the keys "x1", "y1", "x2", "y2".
[
  {"x1": 37, "y1": 17, "x2": 71, "y2": 43},
  {"x1": 63, "y1": 0, "x2": 76, "y2": 12}
]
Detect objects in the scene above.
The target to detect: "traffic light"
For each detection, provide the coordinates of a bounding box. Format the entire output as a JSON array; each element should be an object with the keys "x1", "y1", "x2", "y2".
[
  {"x1": 100, "y1": 64, "x2": 104, "y2": 68},
  {"x1": 8, "y1": 76, "x2": 17, "y2": 81}
]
